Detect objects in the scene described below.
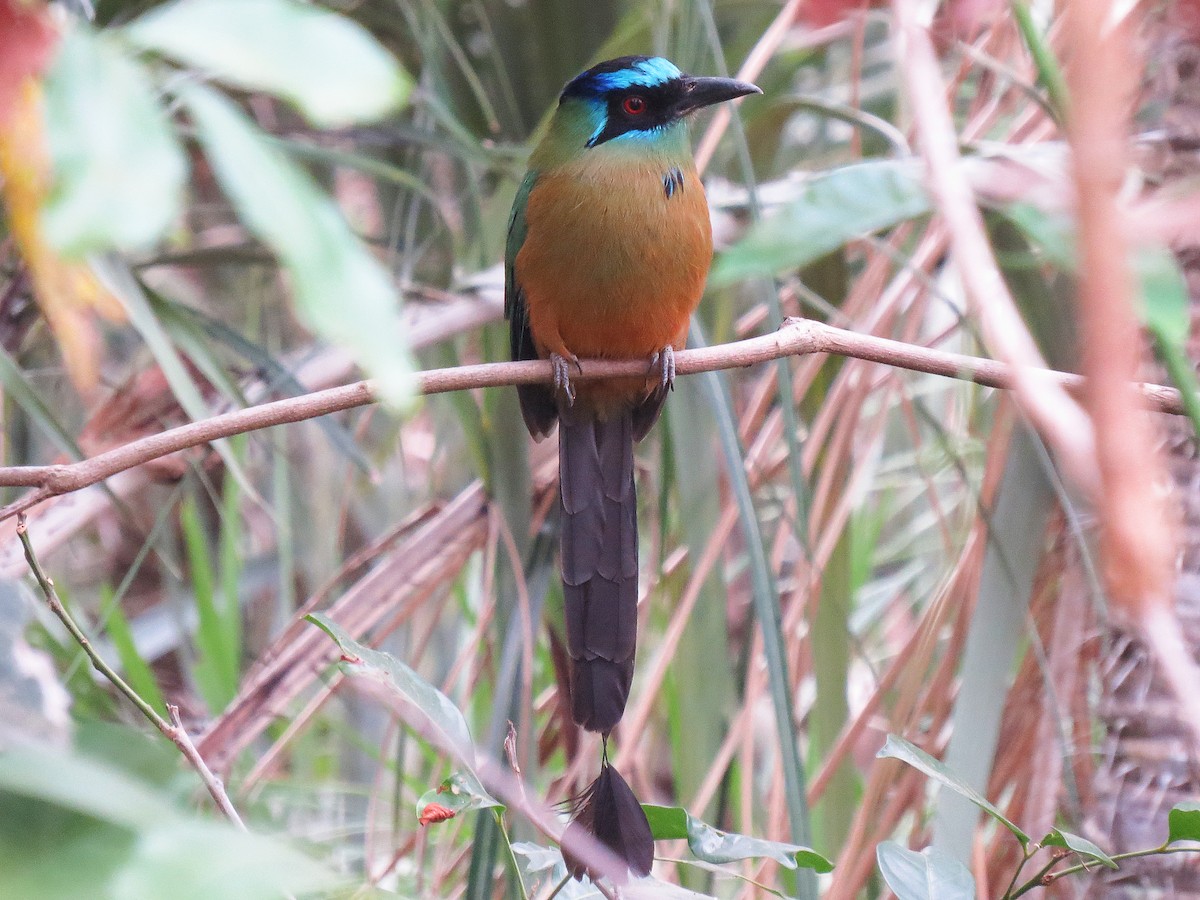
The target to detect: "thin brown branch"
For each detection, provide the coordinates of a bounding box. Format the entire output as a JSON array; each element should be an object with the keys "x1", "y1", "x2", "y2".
[
  {"x1": 0, "y1": 318, "x2": 1186, "y2": 524},
  {"x1": 16, "y1": 513, "x2": 245, "y2": 829}
]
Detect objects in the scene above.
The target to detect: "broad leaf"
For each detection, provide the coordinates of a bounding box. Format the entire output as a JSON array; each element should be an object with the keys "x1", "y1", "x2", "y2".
[
  {"x1": 0, "y1": 745, "x2": 333, "y2": 899},
  {"x1": 642, "y1": 804, "x2": 832, "y2": 873},
  {"x1": 1041, "y1": 829, "x2": 1117, "y2": 869},
  {"x1": 1169, "y1": 801, "x2": 1200, "y2": 844},
  {"x1": 42, "y1": 26, "x2": 185, "y2": 256},
  {"x1": 876, "y1": 842, "x2": 975, "y2": 900},
  {"x1": 127, "y1": 0, "x2": 410, "y2": 127},
  {"x1": 181, "y1": 82, "x2": 412, "y2": 405},
  {"x1": 877, "y1": 735, "x2": 1030, "y2": 846},
  {"x1": 307, "y1": 613, "x2": 496, "y2": 805},
  {"x1": 712, "y1": 159, "x2": 930, "y2": 284}
]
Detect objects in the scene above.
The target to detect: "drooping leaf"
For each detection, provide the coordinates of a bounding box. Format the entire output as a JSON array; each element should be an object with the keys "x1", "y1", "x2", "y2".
[
  {"x1": 642, "y1": 804, "x2": 833, "y2": 873},
  {"x1": 127, "y1": 0, "x2": 410, "y2": 128},
  {"x1": 1168, "y1": 801, "x2": 1200, "y2": 844},
  {"x1": 876, "y1": 842, "x2": 975, "y2": 900},
  {"x1": 877, "y1": 735, "x2": 1030, "y2": 846},
  {"x1": 42, "y1": 26, "x2": 186, "y2": 256},
  {"x1": 180, "y1": 82, "x2": 413, "y2": 406},
  {"x1": 1041, "y1": 829, "x2": 1117, "y2": 868},
  {"x1": 712, "y1": 159, "x2": 930, "y2": 284},
  {"x1": 306, "y1": 613, "x2": 496, "y2": 805}
]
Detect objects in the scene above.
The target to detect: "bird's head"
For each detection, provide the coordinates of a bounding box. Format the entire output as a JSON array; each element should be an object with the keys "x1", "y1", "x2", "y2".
[{"x1": 543, "y1": 56, "x2": 760, "y2": 157}]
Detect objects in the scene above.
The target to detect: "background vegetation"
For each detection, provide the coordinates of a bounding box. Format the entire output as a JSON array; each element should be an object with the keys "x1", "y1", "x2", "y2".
[{"x1": 3, "y1": 0, "x2": 1200, "y2": 897}]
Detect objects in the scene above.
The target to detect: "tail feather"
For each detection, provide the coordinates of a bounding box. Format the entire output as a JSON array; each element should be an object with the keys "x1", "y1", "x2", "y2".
[
  {"x1": 562, "y1": 760, "x2": 653, "y2": 882},
  {"x1": 559, "y1": 408, "x2": 638, "y2": 734}
]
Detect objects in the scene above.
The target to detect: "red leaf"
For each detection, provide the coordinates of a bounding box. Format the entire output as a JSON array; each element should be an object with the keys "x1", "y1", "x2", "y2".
[{"x1": 0, "y1": 1, "x2": 57, "y2": 125}]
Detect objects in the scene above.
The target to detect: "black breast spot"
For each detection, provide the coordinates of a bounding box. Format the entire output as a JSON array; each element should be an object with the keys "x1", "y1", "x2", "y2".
[{"x1": 662, "y1": 167, "x2": 685, "y2": 199}]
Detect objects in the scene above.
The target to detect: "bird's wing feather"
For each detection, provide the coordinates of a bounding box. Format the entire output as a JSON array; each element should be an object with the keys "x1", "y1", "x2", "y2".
[{"x1": 506, "y1": 170, "x2": 558, "y2": 438}]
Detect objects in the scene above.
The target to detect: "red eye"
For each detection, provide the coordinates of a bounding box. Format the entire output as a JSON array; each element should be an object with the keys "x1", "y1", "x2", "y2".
[{"x1": 622, "y1": 95, "x2": 646, "y2": 115}]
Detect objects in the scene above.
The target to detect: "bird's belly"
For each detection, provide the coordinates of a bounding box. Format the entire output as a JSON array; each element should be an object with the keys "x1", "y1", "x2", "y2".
[{"x1": 517, "y1": 166, "x2": 713, "y2": 363}]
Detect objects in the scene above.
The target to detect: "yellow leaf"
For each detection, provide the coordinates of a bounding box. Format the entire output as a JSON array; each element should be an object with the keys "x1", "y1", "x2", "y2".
[{"x1": 0, "y1": 78, "x2": 124, "y2": 393}]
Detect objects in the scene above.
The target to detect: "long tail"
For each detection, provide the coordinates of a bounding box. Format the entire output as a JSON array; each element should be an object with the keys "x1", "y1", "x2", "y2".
[
  {"x1": 558, "y1": 406, "x2": 638, "y2": 733},
  {"x1": 561, "y1": 751, "x2": 653, "y2": 883},
  {"x1": 558, "y1": 407, "x2": 652, "y2": 880}
]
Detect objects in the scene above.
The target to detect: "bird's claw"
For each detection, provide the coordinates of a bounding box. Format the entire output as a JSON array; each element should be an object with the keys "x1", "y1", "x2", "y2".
[
  {"x1": 649, "y1": 345, "x2": 676, "y2": 392},
  {"x1": 551, "y1": 352, "x2": 580, "y2": 405}
]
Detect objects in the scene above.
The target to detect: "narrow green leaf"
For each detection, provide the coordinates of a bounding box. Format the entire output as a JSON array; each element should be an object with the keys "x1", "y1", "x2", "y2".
[
  {"x1": 306, "y1": 612, "x2": 495, "y2": 804},
  {"x1": 42, "y1": 26, "x2": 185, "y2": 256},
  {"x1": 643, "y1": 805, "x2": 833, "y2": 873},
  {"x1": 878, "y1": 735, "x2": 1030, "y2": 845},
  {"x1": 876, "y1": 842, "x2": 975, "y2": 900},
  {"x1": 127, "y1": 0, "x2": 411, "y2": 127},
  {"x1": 92, "y1": 256, "x2": 260, "y2": 500},
  {"x1": 693, "y1": 322, "x2": 815, "y2": 880},
  {"x1": 180, "y1": 82, "x2": 413, "y2": 406},
  {"x1": 1168, "y1": 801, "x2": 1200, "y2": 844},
  {"x1": 712, "y1": 160, "x2": 930, "y2": 284},
  {"x1": 1041, "y1": 829, "x2": 1117, "y2": 868},
  {"x1": 0, "y1": 346, "x2": 84, "y2": 462},
  {"x1": 1011, "y1": 0, "x2": 1070, "y2": 120},
  {"x1": 217, "y1": 442, "x2": 245, "y2": 683},
  {"x1": 102, "y1": 590, "x2": 167, "y2": 717},
  {"x1": 181, "y1": 494, "x2": 237, "y2": 713}
]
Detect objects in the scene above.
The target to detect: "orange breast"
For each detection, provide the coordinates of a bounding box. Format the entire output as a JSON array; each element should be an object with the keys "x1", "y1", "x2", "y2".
[{"x1": 516, "y1": 159, "x2": 712, "y2": 402}]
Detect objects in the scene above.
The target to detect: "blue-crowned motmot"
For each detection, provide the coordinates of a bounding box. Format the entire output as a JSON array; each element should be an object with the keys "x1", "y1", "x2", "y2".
[{"x1": 505, "y1": 56, "x2": 760, "y2": 881}]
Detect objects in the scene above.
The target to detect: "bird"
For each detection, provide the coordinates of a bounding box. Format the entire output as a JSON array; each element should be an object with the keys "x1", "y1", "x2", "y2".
[{"x1": 505, "y1": 55, "x2": 760, "y2": 882}]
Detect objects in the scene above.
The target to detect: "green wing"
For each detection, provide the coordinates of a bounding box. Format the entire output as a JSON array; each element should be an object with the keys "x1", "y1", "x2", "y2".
[{"x1": 505, "y1": 171, "x2": 557, "y2": 437}]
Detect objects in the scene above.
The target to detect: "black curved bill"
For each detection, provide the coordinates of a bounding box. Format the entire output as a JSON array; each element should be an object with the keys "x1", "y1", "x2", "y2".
[{"x1": 676, "y1": 75, "x2": 762, "y2": 114}]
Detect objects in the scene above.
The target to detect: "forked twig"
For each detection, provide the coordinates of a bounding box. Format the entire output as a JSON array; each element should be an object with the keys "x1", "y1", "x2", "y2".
[{"x1": 16, "y1": 513, "x2": 245, "y2": 830}]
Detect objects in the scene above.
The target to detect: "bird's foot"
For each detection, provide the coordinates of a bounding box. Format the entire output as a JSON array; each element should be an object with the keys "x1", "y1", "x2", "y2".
[
  {"x1": 551, "y1": 352, "x2": 581, "y2": 405},
  {"x1": 648, "y1": 345, "x2": 676, "y2": 392}
]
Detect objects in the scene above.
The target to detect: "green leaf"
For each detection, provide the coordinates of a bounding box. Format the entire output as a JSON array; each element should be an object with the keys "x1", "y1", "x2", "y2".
[
  {"x1": 1041, "y1": 829, "x2": 1117, "y2": 868},
  {"x1": 1005, "y1": 205, "x2": 1190, "y2": 346},
  {"x1": 127, "y1": 0, "x2": 410, "y2": 127},
  {"x1": 179, "y1": 82, "x2": 413, "y2": 406},
  {"x1": 876, "y1": 842, "x2": 975, "y2": 900},
  {"x1": 877, "y1": 735, "x2": 1030, "y2": 846},
  {"x1": 415, "y1": 772, "x2": 502, "y2": 822},
  {"x1": 306, "y1": 612, "x2": 496, "y2": 804},
  {"x1": 0, "y1": 745, "x2": 334, "y2": 899},
  {"x1": 712, "y1": 159, "x2": 930, "y2": 284},
  {"x1": 102, "y1": 593, "x2": 167, "y2": 717},
  {"x1": 41, "y1": 26, "x2": 186, "y2": 256},
  {"x1": 1135, "y1": 245, "x2": 1190, "y2": 347},
  {"x1": 1168, "y1": 801, "x2": 1200, "y2": 844},
  {"x1": 642, "y1": 805, "x2": 833, "y2": 873}
]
